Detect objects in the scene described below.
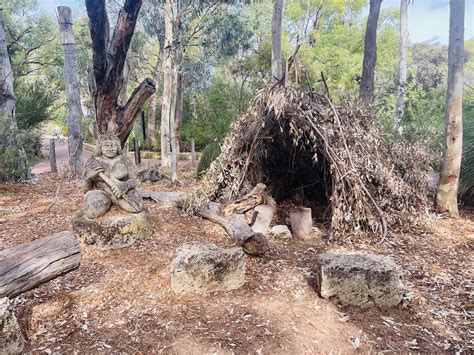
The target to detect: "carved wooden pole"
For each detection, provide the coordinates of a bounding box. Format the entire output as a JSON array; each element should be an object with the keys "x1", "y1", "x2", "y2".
[
  {"x1": 57, "y1": 6, "x2": 84, "y2": 176},
  {"x1": 50, "y1": 139, "x2": 57, "y2": 173}
]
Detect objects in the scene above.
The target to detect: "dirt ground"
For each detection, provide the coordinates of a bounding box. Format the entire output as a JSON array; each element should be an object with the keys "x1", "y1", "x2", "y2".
[{"x1": 0, "y1": 165, "x2": 472, "y2": 353}]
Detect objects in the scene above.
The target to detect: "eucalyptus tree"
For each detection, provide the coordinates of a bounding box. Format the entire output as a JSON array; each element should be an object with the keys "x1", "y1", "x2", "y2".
[
  {"x1": 393, "y1": 0, "x2": 408, "y2": 134},
  {"x1": 85, "y1": 0, "x2": 156, "y2": 146},
  {"x1": 0, "y1": 9, "x2": 30, "y2": 181},
  {"x1": 437, "y1": 0, "x2": 465, "y2": 217},
  {"x1": 360, "y1": 0, "x2": 383, "y2": 105}
]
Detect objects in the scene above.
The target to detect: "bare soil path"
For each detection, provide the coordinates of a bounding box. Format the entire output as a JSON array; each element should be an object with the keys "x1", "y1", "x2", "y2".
[{"x1": 0, "y1": 168, "x2": 472, "y2": 353}]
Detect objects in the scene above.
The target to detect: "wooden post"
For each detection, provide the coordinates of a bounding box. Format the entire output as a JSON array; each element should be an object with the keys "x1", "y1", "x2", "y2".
[
  {"x1": 191, "y1": 138, "x2": 196, "y2": 168},
  {"x1": 134, "y1": 138, "x2": 141, "y2": 165},
  {"x1": 290, "y1": 207, "x2": 313, "y2": 238},
  {"x1": 50, "y1": 138, "x2": 57, "y2": 173},
  {"x1": 57, "y1": 6, "x2": 84, "y2": 176}
]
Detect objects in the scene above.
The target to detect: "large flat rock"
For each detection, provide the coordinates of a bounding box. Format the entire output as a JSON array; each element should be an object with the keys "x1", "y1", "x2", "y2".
[
  {"x1": 315, "y1": 252, "x2": 403, "y2": 309},
  {"x1": 0, "y1": 298, "x2": 25, "y2": 354},
  {"x1": 72, "y1": 209, "x2": 153, "y2": 249},
  {"x1": 171, "y1": 243, "x2": 246, "y2": 295}
]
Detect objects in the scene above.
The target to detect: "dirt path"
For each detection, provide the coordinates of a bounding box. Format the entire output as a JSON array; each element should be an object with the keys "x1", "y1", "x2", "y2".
[
  {"x1": 0, "y1": 170, "x2": 472, "y2": 353},
  {"x1": 32, "y1": 137, "x2": 92, "y2": 175}
]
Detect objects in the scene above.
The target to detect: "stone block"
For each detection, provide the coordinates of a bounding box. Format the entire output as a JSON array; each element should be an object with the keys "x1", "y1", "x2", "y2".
[
  {"x1": 315, "y1": 252, "x2": 403, "y2": 309},
  {"x1": 270, "y1": 225, "x2": 292, "y2": 239},
  {"x1": 0, "y1": 298, "x2": 25, "y2": 354},
  {"x1": 171, "y1": 243, "x2": 246, "y2": 295},
  {"x1": 72, "y1": 209, "x2": 153, "y2": 248}
]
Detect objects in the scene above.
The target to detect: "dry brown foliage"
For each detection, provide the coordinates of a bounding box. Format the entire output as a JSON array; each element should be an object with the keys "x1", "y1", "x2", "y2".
[{"x1": 185, "y1": 86, "x2": 432, "y2": 239}]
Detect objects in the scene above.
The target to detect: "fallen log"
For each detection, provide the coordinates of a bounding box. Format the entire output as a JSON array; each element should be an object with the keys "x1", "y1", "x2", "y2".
[
  {"x1": 199, "y1": 202, "x2": 269, "y2": 256},
  {"x1": 140, "y1": 190, "x2": 269, "y2": 255},
  {"x1": 0, "y1": 231, "x2": 81, "y2": 298},
  {"x1": 221, "y1": 183, "x2": 267, "y2": 216}
]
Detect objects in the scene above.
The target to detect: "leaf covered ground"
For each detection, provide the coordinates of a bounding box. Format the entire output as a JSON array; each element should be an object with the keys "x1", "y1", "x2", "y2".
[{"x1": 0, "y1": 166, "x2": 472, "y2": 353}]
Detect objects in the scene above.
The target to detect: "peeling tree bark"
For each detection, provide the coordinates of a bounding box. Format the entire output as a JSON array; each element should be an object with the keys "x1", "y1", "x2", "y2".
[
  {"x1": 437, "y1": 0, "x2": 464, "y2": 217},
  {"x1": 393, "y1": 0, "x2": 408, "y2": 135},
  {"x1": 360, "y1": 0, "x2": 382, "y2": 105},
  {"x1": 147, "y1": 48, "x2": 163, "y2": 147},
  {"x1": 85, "y1": 0, "x2": 156, "y2": 147},
  {"x1": 0, "y1": 9, "x2": 30, "y2": 181},
  {"x1": 271, "y1": 0, "x2": 284, "y2": 81},
  {"x1": 161, "y1": 0, "x2": 173, "y2": 167},
  {"x1": 57, "y1": 6, "x2": 84, "y2": 176}
]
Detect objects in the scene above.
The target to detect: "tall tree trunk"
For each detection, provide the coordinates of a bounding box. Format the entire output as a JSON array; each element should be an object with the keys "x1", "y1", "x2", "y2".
[
  {"x1": 119, "y1": 52, "x2": 132, "y2": 106},
  {"x1": 147, "y1": 49, "x2": 163, "y2": 148},
  {"x1": 436, "y1": 0, "x2": 464, "y2": 217},
  {"x1": 170, "y1": 0, "x2": 183, "y2": 182},
  {"x1": 57, "y1": 6, "x2": 84, "y2": 177},
  {"x1": 85, "y1": 0, "x2": 155, "y2": 147},
  {"x1": 359, "y1": 0, "x2": 382, "y2": 105},
  {"x1": 393, "y1": 0, "x2": 408, "y2": 135},
  {"x1": 0, "y1": 9, "x2": 30, "y2": 181},
  {"x1": 160, "y1": 0, "x2": 173, "y2": 168},
  {"x1": 271, "y1": 0, "x2": 284, "y2": 81}
]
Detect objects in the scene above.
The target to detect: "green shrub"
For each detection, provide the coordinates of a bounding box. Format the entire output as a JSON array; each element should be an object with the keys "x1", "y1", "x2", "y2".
[{"x1": 196, "y1": 141, "x2": 221, "y2": 177}]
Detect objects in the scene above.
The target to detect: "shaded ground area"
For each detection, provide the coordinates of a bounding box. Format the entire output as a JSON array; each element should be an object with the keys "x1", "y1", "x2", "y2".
[{"x1": 0, "y1": 167, "x2": 472, "y2": 353}]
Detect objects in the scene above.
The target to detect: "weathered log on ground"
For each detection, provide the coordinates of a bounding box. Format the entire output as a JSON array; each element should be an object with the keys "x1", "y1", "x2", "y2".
[
  {"x1": 0, "y1": 231, "x2": 81, "y2": 298},
  {"x1": 199, "y1": 202, "x2": 269, "y2": 256},
  {"x1": 221, "y1": 183, "x2": 267, "y2": 216},
  {"x1": 140, "y1": 190, "x2": 269, "y2": 255}
]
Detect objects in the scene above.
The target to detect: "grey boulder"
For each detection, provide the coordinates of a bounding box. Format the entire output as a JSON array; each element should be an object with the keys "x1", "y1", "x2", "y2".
[
  {"x1": 315, "y1": 252, "x2": 403, "y2": 309},
  {"x1": 0, "y1": 298, "x2": 25, "y2": 354},
  {"x1": 171, "y1": 243, "x2": 246, "y2": 295}
]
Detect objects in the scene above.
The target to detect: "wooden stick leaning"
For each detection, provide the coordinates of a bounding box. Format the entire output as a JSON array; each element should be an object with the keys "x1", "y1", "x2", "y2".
[{"x1": 97, "y1": 172, "x2": 138, "y2": 210}]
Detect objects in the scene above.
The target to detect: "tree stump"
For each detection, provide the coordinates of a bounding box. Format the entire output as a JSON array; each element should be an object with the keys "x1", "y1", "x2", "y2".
[
  {"x1": 0, "y1": 231, "x2": 80, "y2": 298},
  {"x1": 289, "y1": 207, "x2": 312, "y2": 238},
  {"x1": 250, "y1": 205, "x2": 274, "y2": 235}
]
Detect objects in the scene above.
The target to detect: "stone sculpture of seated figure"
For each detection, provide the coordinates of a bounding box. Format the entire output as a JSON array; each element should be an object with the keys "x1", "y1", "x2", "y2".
[{"x1": 82, "y1": 134, "x2": 143, "y2": 218}]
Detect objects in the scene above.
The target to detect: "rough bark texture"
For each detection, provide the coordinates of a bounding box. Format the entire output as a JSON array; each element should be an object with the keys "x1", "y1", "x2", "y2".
[
  {"x1": 0, "y1": 298, "x2": 25, "y2": 354},
  {"x1": 271, "y1": 0, "x2": 284, "y2": 81},
  {"x1": 0, "y1": 231, "x2": 81, "y2": 298},
  {"x1": 160, "y1": 0, "x2": 173, "y2": 167},
  {"x1": 0, "y1": 10, "x2": 30, "y2": 181},
  {"x1": 50, "y1": 138, "x2": 57, "y2": 173},
  {"x1": 147, "y1": 49, "x2": 163, "y2": 147},
  {"x1": 436, "y1": 0, "x2": 464, "y2": 217},
  {"x1": 393, "y1": 0, "x2": 408, "y2": 134},
  {"x1": 359, "y1": 0, "x2": 382, "y2": 105},
  {"x1": 57, "y1": 6, "x2": 84, "y2": 176},
  {"x1": 85, "y1": 0, "x2": 156, "y2": 147}
]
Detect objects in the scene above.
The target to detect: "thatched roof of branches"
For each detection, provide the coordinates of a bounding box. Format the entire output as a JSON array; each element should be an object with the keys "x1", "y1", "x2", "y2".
[{"x1": 185, "y1": 86, "x2": 432, "y2": 239}]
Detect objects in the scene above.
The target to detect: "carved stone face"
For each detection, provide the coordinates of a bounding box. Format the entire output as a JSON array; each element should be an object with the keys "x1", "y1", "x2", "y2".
[{"x1": 102, "y1": 138, "x2": 119, "y2": 158}]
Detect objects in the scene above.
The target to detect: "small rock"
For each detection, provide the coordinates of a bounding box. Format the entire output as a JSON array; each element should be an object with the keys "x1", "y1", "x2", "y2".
[
  {"x1": 315, "y1": 252, "x2": 403, "y2": 309},
  {"x1": 136, "y1": 165, "x2": 163, "y2": 182},
  {"x1": 72, "y1": 209, "x2": 153, "y2": 249},
  {"x1": 171, "y1": 243, "x2": 246, "y2": 295},
  {"x1": 0, "y1": 298, "x2": 25, "y2": 354},
  {"x1": 270, "y1": 225, "x2": 292, "y2": 239}
]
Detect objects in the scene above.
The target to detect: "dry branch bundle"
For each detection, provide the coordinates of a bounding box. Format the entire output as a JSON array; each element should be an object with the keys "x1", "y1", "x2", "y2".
[{"x1": 185, "y1": 86, "x2": 431, "y2": 239}]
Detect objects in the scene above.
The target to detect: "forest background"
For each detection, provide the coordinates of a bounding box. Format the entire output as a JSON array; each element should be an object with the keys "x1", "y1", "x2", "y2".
[{"x1": 1, "y1": 0, "x2": 473, "y2": 200}]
